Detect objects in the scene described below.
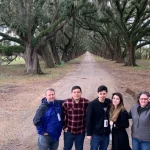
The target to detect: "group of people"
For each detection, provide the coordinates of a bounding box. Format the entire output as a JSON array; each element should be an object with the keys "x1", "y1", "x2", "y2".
[{"x1": 33, "y1": 85, "x2": 150, "y2": 150}]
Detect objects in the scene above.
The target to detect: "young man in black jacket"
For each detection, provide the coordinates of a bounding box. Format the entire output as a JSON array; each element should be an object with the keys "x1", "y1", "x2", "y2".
[{"x1": 86, "y1": 85, "x2": 111, "y2": 150}]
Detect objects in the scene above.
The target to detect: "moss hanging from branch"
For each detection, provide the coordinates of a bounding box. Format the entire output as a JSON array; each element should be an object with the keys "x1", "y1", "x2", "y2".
[
  {"x1": 37, "y1": 15, "x2": 66, "y2": 41},
  {"x1": 0, "y1": 45, "x2": 24, "y2": 56}
]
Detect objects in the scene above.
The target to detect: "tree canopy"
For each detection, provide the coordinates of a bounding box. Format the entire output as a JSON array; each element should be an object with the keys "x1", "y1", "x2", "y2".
[{"x1": 0, "y1": 0, "x2": 150, "y2": 73}]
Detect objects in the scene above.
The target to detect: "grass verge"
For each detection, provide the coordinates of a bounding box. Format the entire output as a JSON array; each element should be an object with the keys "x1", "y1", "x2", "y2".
[{"x1": 0, "y1": 55, "x2": 84, "y2": 86}]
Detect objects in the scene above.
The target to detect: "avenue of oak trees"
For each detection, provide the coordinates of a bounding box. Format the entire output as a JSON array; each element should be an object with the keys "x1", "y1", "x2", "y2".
[{"x1": 0, "y1": 0, "x2": 150, "y2": 74}]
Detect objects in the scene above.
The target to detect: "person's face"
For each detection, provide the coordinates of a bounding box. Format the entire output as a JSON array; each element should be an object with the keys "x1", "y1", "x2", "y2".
[
  {"x1": 98, "y1": 90, "x2": 107, "y2": 101},
  {"x1": 72, "y1": 89, "x2": 82, "y2": 101},
  {"x1": 46, "y1": 90, "x2": 55, "y2": 102},
  {"x1": 139, "y1": 94, "x2": 149, "y2": 107},
  {"x1": 112, "y1": 95, "x2": 120, "y2": 108}
]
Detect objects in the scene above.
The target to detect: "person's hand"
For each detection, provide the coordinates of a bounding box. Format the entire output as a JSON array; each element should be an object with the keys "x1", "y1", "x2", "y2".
[
  {"x1": 110, "y1": 121, "x2": 113, "y2": 126},
  {"x1": 86, "y1": 136, "x2": 92, "y2": 140},
  {"x1": 43, "y1": 132, "x2": 48, "y2": 135},
  {"x1": 64, "y1": 128, "x2": 68, "y2": 132}
]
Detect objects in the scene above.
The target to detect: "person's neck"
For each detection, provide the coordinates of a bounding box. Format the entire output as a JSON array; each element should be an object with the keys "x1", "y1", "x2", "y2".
[
  {"x1": 140, "y1": 105, "x2": 147, "y2": 108},
  {"x1": 74, "y1": 99, "x2": 80, "y2": 103},
  {"x1": 47, "y1": 100, "x2": 54, "y2": 103},
  {"x1": 98, "y1": 98, "x2": 105, "y2": 103},
  {"x1": 114, "y1": 106, "x2": 118, "y2": 109}
]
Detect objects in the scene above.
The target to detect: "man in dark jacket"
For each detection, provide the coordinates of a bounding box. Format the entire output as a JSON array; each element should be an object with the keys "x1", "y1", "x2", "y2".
[
  {"x1": 33, "y1": 88, "x2": 63, "y2": 150},
  {"x1": 86, "y1": 85, "x2": 111, "y2": 150}
]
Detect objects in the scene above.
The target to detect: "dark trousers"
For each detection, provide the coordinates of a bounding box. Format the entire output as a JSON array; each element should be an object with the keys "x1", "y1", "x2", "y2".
[{"x1": 63, "y1": 131, "x2": 85, "y2": 150}]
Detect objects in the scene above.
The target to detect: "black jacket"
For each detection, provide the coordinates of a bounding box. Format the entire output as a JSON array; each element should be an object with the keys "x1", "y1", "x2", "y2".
[
  {"x1": 86, "y1": 98, "x2": 111, "y2": 136},
  {"x1": 111, "y1": 110, "x2": 131, "y2": 150}
]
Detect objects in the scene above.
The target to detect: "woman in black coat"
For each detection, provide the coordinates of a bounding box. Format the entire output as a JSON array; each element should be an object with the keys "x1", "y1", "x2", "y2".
[{"x1": 109, "y1": 92, "x2": 131, "y2": 150}]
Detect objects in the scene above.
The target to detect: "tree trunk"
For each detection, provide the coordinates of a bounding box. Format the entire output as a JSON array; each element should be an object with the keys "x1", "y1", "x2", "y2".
[
  {"x1": 103, "y1": 46, "x2": 110, "y2": 59},
  {"x1": 125, "y1": 41, "x2": 136, "y2": 66},
  {"x1": 75, "y1": 50, "x2": 79, "y2": 58},
  {"x1": 138, "y1": 48, "x2": 142, "y2": 59},
  {"x1": 24, "y1": 42, "x2": 42, "y2": 74},
  {"x1": 41, "y1": 42, "x2": 55, "y2": 68},
  {"x1": 113, "y1": 39, "x2": 124, "y2": 63},
  {"x1": 102, "y1": 47, "x2": 107, "y2": 58},
  {"x1": 67, "y1": 51, "x2": 71, "y2": 61},
  {"x1": 62, "y1": 50, "x2": 68, "y2": 62},
  {"x1": 108, "y1": 48, "x2": 114, "y2": 60},
  {"x1": 114, "y1": 51, "x2": 124, "y2": 63},
  {"x1": 99, "y1": 49, "x2": 103, "y2": 57},
  {"x1": 149, "y1": 49, "x2": 150, "y2": 59},
  {"x1": 70, "y1": 49, "x2": 76, "y2": 59},
  {"x1": 62, "y1": 43, "x2": 71, "y2": 62},
  {"x1": 49, "y1": 37, "x2": 61, "y2": 65}
]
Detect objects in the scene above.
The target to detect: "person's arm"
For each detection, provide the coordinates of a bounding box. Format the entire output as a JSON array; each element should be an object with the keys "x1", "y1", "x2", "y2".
[
  {"x1": 128, "y1": 110, "x2": 132, "y2": 119},
  {"x1": 86, "y1": 102, "x2": 93, "y2": 139},
  {"x1": 62, "y1": 102, "x2": 68, "y2": 131},
  {"x1": 115, "y1": 110, "x2": 129, "y2": 129},
  {"x1": 57, "y1": 100, "x2": 65, "y2": 106},
  {"x1": 33, "y1": 104, "x2": 48, "y2": 134}
]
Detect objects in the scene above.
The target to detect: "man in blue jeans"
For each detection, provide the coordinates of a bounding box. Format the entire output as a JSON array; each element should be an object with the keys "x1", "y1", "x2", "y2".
[
  {"x1": 86, "y1": 85, "x2": 111, "y2": 150},
  {"x1": 33, "y1": 88, "x2": 63, "y2": 150},
  {"x1": 62, "y1": 86, "x2": 89, "y2": 150}
]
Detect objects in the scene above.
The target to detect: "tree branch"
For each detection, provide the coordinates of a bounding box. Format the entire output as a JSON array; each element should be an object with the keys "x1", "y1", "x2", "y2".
[{"x1": 0, "y1": 32, "x2": 24, "y2": 45}]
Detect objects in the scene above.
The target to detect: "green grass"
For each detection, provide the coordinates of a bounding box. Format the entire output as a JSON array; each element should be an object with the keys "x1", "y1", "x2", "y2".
[
  {"x1": 94, "y1": 55, "x2": 150, "y2": 70},
  {"x1": 1, "y1": 57, "x2": 25, "y2": 65},
  {"x1": 136, "y1": 59, "x2": 150, "y2": 70},
  {"x1": 10, "y1": 57, "x2": 25, "y2": 65}
]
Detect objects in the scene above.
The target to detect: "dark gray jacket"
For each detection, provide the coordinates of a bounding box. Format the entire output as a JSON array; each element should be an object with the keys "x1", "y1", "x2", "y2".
[{"x1": 130, "y1": 103, "x2": 150, "y2": 141}]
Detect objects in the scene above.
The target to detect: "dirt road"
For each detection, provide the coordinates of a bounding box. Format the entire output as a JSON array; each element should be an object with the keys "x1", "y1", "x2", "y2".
[{"x1": 0, "y1": 52, "x2": 135, "y2": 150}]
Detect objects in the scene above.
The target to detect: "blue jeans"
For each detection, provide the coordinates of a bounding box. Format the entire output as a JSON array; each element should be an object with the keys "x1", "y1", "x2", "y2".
[
  {"x1": 38, "y1": 135, "x2": 59, "y2": 150},
  {"x1": 132, "y1": 137, "x2": 150, "y2": 150},
  {"x1": 90, "y1": 135, "x2": 109, "y2": 150},
  {"x1": 63, "y1": 131, "x2": 85, "y2": 150}
]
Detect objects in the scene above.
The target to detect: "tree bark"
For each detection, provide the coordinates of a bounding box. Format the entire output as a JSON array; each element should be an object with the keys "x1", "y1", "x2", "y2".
[
  {"x1": 62, "y1": 50, "x2": 68, "y2": 62},
  {"x1": 113, "y1": 38, "x2": 124, "y2": 63},
  {"x1": 40, "y1": 42, "x2": 55, "y2": 68},
  {"x1": 49, "y1": 37, "x2": 61, "y2": 65},
  {"x1": 125, "y1": 41, "x2": 136, "y2": 66},
  {"x1": 24, "y1": 42, "x2": 42, "y2": 74},
  {"x1": 71, "y1": 50, "x2": 76, "y2": 59}
]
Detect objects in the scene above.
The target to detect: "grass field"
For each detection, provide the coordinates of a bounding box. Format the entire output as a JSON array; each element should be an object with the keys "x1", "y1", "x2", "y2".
[{"x1": 0, "y1": 56, "x2": 84, "y2": 86}]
